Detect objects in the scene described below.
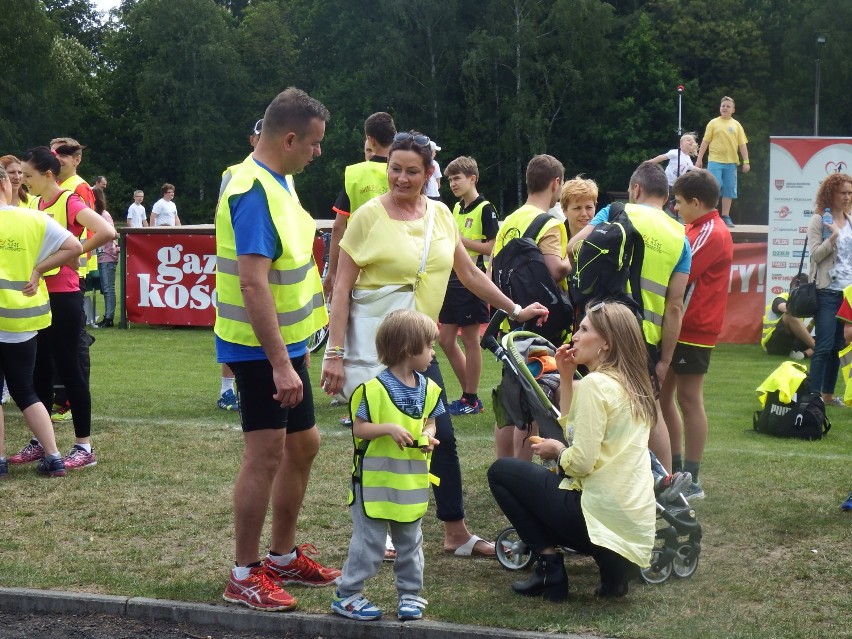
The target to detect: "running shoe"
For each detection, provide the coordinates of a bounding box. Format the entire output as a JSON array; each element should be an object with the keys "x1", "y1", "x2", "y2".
[
  {"x1": 448, "y1": 397, "x2": 484, "y2": 416},
  {"x1": 397, "y1": 594, "x2": 427, "y2": 621},
  {"x1": 217, "y1": 389, "x2": 240, "y2": 411},
  {"x1": 35, "y1": 456, "x2": 66, "y2": 478},
  {"x1": 8, "y1": 440, "x2": 45, "y2": 464},
  {"x1": 51, "y1": 404, "x2": 73, "y2": 423},
  {"x1": 826, "y1": 397, "x2": 848, "y2": 408},
  {"x1": 339, "y1": 416, "x2": 353, "y2": 428},
  {"x1": 683, "y1": 479, "x2": 705, "y2": 501},
  {"x1": 223, "y1": 565, "x2": 297, "y2": 611},
  {"x1": 331, "y1": 590, "x2": 382, "y2": 621},
  {"x1": 656, "y1": 471, "x2": 693, "y2": 504},
  {"x1": 62, "y1": 445, "x2": 97, "y2": 470},
  {"x1": 1, "y1": 385, "x2": 10, "y2": 405},
  {"x1": 841, "y1": 492, "x2": 852, "y2": 512},
  {"x1": 721, "y1": 215, "x2": 735, "y2": 228},
  {"x1": 263, "y1": 543, "x2": 341, "y2": 587},
  {"x1": 0, "y1": 458, "x2": 8, "y2": 480}
]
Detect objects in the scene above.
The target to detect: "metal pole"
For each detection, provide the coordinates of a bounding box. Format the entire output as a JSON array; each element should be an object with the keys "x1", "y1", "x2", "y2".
[{"x1": 814, "y1": 55, "x2": 821, "y2": 136}]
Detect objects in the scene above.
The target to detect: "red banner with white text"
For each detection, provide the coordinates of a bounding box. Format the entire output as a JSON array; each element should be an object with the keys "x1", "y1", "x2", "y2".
[
  {"x1": 125, "y1": 232, "x2": 217, "y2": 326},
  {"x1": 718, "y1": 242, "x2": 766, "y2": 344}
]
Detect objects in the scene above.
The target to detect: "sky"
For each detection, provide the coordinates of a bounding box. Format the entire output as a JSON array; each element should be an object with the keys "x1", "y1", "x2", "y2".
[{"x1": 93, "y1": 0, "x2": 121, "y2": 16}]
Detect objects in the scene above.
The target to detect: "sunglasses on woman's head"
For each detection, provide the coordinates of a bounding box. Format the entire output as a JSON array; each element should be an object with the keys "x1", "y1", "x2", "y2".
[{"x1": 393, "y1": 132, "x2": 430, "y2": 146}]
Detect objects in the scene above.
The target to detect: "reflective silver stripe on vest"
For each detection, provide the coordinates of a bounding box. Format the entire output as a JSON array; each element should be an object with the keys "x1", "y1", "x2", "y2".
[
  {"x1": 217, "y1": 256, "x2": 315, "y2": 286},
  {"x1": 217, "y1": 292, "x2": 324, "y2": 327},
  {"x1": 0, "y1": 303, "x2": 51, "y2": 319},
  {"x1": 361, "y1": 485, "x2": 430, "y2": 506},
  {"x1": 639, "y1": 276, "x2": 667, "y2": 298},
  {"x1": 644, "y1": 309, "x2": 664, "y2": 327},
  {"x1": 840, "y1": 351, "x2": 852, "y2": 368},
  {"x1": 0, "y1": 279, "x2": 27, "y2": 292},
  {"x1": 361, "y1": 456, "x2": 428, "y2": 475}
]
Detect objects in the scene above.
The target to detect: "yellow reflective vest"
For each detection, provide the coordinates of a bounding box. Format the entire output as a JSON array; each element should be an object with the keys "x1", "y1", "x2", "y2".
[
  {"x1": 343, "y1": 160, "x2": 388, "y2": 220},
  {"x1": 623, "y1": 203, "x2": 684, "y2": 347},
  {"x1": 214, "y1": 156, "x2": 327, "y2": 347},
  {"x1": 41, "y1": 191, "x2": 87, "y2": 277},
  {"x1": 453, "y1": 198, "x2": 491, "y2": 263},
  {"x1": 838, "y1": 285, "x2": 852, "y2": 406},
  {"x1": 0, "y1": 207, "x2": 52, "y2": 331},
  {"x1": 348, "y1": 375, "x2": 441, "y2": 522},
  {"x1": 761, "y1": 292, "x2": 789, "y2": 349},
  {"x1": 59, "y1": 175, "x2": 94, "y2": 276}
]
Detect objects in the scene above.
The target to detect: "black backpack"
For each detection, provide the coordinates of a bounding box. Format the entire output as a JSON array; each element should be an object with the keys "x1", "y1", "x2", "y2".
[
  {"x1": 491, "y1": 213, "x2": 573, "y2": 345},
  {"x1": 753, "y1": 374, "x2": 831, "y2": 440},
  {"x1": 570, "y1": 202, "x2": 645, "y2": 320}
]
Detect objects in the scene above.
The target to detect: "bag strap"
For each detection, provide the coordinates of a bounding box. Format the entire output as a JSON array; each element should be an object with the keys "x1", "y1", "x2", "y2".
[
  {"x1": 794, "y1": 225, "x2": 811, "y2": 283},
  {"x1": 414, "y1": 200, "x2": 436, "y2": 290},
  {"x1": 522, "y1": 213, "x2": 553, "y2": 242}
]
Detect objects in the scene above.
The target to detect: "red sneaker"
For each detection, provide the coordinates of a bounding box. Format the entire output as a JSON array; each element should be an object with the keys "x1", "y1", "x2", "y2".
[
  {"x1": 62, "y1": 446, "x2": 97, "y2": 470},
  {"x1": 263, "y1": 543, "x2": 341, "y2": 587},
  {"x1": 222, "y1": 565, "x2": 297, "y2": 611},
  {"x1": 9, "y1": 440, "x2": 45, "y2": 464}
]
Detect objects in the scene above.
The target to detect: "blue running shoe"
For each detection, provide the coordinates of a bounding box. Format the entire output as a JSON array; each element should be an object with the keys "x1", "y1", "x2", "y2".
[
  {"x1": 0, "y1": 458, "x2": 8, "y2": 480},
  {"x1": 448, "y1": 397, "x2": 484, "y2": 416},
  {"x1": 683, "y1": 480, "x2": 705, "y2": 501},
  {"x1": 331, "y1": 590, "x2": 382, "y2": 621},
  {"x1": 218, "y1": 389, "x2": 240, "y2": 411},
  {"x1": 841, "y1": 492, "x2": 852, "y2": 512},
  {"x1": 397, "y1": 594, "x2": 427, "y2": 621},
  {"x1": 36, "y1": 456, "x2": 66, "y2": 478}
]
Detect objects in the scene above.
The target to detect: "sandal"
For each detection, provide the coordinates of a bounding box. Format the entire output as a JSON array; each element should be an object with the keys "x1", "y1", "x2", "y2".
[{"x1": 442, "y1": 534, "x2": 495, "y2": 558}]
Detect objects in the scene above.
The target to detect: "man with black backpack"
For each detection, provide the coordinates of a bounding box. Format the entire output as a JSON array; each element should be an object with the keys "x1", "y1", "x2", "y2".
[
  {"x1": 491, "y1": 154, "x2": 573, "y2": 459},
  {"x1": 568, "y1": 162, "x2": 692, "y2": 472}
]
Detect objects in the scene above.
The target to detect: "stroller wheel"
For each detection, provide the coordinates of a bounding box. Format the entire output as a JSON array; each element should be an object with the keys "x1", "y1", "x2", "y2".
[
  {"x1": 672, "y1": 544, "x2": 699, "y2": 578},
  {"x1": 640, "y1": 548, "x2": 673, "y2": 584},
  {"x1": 495, "y1": 527, "x2": 534, "y2": 570}
]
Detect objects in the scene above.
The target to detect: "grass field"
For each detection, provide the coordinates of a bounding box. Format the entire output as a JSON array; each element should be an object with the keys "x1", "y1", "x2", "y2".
[{"x1": 1, "y1": 325, "x2": 850, "y2": 639}]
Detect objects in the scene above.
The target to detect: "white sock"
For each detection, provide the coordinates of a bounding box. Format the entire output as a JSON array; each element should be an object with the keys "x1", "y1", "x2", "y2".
[
  {"x1": 75, "y1": 443, "x2": 92, "y2": 453},
  {"x1": 232, "y1": 565, "x2": 252, "y2": 580},
  {"x1": 267, "y1": 549, "x2": 297, "y2": 566},
  {"x1": 221, "y1": 377, "x2": 235, "y2": 395}
]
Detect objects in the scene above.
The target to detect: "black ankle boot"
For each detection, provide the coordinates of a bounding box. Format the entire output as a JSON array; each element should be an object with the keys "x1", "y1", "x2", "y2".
[
  {"x1": 96, "y1": 318, "x2": 114, "y2": 328},
  {"x1": 511, "y1": 553, "x2": 568, "y2": 602},
  {"x1": 595, "y1": 552, "x2": 639, "y2": 598}
]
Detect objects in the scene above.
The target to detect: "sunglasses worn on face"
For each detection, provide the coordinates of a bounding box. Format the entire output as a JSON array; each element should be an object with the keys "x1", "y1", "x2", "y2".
[{"x1": 393, "y1": 132, "x2": 430, "y2": 146}]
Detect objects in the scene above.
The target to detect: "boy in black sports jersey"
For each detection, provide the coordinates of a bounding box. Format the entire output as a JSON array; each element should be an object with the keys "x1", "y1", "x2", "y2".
[{"x1": 438, "y1": 157, "x2": 499, "y2": 415}]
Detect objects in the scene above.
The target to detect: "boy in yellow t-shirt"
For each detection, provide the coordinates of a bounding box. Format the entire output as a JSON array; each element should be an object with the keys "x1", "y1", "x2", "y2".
[{"x1": 695, "y1": 96, "x2": 750, "y2": 228}]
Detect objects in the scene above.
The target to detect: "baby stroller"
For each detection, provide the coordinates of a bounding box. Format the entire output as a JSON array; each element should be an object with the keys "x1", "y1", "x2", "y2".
[{"x1": 481, "y1": 309, "x2": 702, "y2": 584}]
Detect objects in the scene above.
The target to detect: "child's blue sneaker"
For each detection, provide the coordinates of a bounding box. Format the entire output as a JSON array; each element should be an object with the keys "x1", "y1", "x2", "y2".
[
  {"x1": 331, "y1": 590, "x2": 382, "y2": 621},
  {"x1": 683, "y1": 480, "x2": 705, "y2": 501},
  {"x1": 841, "y1": 491, "x2": 852, "y2": 512},
  {"x1": 397, "y1": 594, "x2": 427, "y2": 621}
]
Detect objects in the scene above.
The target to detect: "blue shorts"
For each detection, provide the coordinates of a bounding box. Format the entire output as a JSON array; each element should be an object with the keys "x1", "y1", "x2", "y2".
[{"x1": 707, "y1": 162, "x2": 737, "y2": 199}]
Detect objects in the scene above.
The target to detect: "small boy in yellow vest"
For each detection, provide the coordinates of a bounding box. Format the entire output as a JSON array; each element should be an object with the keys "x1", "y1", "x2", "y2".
[
  {"x1": 833, "y1": 284, "x2": 852, "y2": 511},
  {"x1": 332, "y1": 310, "x2": 442, "y2": 622}
]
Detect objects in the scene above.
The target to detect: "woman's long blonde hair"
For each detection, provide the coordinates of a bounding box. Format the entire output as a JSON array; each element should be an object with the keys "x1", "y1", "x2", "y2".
[{"x1": 584, "y1": 301, "x2": 657, "y2": 427}]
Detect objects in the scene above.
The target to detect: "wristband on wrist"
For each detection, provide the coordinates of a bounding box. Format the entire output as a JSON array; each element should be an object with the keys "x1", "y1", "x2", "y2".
[
  {"x1": 743, "y1": 160, "x2": 750, "y2": 164},
  {"x1": 509, "y1": 303, "x2": 522, "y2": 321}
]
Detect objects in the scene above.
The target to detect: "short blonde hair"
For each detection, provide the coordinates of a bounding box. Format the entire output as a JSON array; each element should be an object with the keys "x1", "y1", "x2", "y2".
[
  {"x1": 720, "y1": 96, "x2": 735, "y2": 106},
  {"x1": 376, "y1": 310, "x2": 438, "y2": 367},
  {"x1": 560, "y1": 175, "x2": 599, "y2": 210},
  {"x1": 445, "y1": 156, "x2": 479, "y2": 180}
]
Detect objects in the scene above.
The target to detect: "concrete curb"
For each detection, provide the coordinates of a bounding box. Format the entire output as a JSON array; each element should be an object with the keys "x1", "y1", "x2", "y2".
[{"x1": 0, "y1": 587, "x2": 600, "y2": 639}]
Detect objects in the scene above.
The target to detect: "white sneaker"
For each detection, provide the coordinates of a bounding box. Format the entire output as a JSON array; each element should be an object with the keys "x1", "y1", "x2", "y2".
[{"x1": 789, "y1": 350, "x2": 805, "y2": 361}]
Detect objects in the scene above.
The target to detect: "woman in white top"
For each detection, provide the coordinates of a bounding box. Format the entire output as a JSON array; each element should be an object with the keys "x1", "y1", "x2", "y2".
[
  {"x1": 151, "y1": 183, "x2": 181, "y2": 226},
  {"x1": 488, "y1": 301, "x2": 656, "y2": 600}
]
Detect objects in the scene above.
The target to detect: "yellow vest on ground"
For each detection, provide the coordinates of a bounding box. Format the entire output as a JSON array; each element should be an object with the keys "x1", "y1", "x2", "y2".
[
  {"x1": 344, "y1": 161, "x2": 387, "y2": 220},
  {"x1": 761, "y1": 292, "x2": 789, "y2": 349},
  {"x1": 624, "y1": 203, "x2": 684, "y2": 347},
  {"x1": 348, "y1": 376, "x2": 441, "y2": 522},
  {"x1": 755, "y1": 360, "x2": 808, "y2": 407},
  {"x1": 214, "y1": 157, "x2": 327, "y2": 347},
  {"x1": 0, "y1": 208, "x2": 52, "y2": 331}
]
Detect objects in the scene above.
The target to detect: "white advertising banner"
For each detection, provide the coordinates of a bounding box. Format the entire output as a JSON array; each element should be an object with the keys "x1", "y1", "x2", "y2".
[{"x1": 767, "y1": 137, "x2": 852, "y2": 305}]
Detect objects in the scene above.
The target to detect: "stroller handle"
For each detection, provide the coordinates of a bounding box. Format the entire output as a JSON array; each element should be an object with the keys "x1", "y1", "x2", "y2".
[{"x1": 481, "y1": 309, "x2": 509, "y2": 353}]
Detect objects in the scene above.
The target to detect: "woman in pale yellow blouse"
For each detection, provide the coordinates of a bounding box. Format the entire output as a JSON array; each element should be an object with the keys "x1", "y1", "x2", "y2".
[{"x1": 488, "y1": 301, "x2": 656, "y2": 600}]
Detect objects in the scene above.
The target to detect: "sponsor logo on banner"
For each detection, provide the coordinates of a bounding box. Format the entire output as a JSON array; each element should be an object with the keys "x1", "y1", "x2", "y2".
[
  {"x1": 775, "y1": 179, "x2": 785, "y2": 190},
  {"x1": 793, "y1": 238, "x2": 806, "y2": 245},
  {"x1": 125, "y1": 233, "x2": 218, "y2": 326},
  {"x1": 772, "y1": 251, "x2": 789, "y2": 257},
  {"x1": 771, "y1": 286, "x2": 783, "y2": 294},
  {"x1": 772, "y1": 238, "x2": 789, "y2": 245},
  {"x1": 799, "y1": 226, "x2": 808, "y2": 233},
  {"x1": 771, "y1": 261, "x2": 786, "y2": 268},
  {"x1": 826, "y1": 161, "x2": 848, "y2": 174},
  {"x1": 777, "y1": 206, "x2": 791, "y2": 219},
  {"x1": 792, "y1": 249, "x2": 807, "y2": 258}
]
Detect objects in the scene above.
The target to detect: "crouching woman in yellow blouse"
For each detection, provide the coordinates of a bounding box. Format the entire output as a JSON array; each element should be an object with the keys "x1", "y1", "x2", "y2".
[{"x1": 488, "y1": 301, "x2": 656, "y2": 600}]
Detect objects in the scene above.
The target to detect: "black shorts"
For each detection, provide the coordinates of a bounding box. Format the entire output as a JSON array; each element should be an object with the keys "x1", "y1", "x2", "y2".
[
  {"x1": 670, "y1": 342, "x2": 713, "y2": 375},
  {"x1": 764, "y1": 322, "x2": 803, "y2": 355},
  {"x1": 230, "y1": 356, "x2": 315, "y2": 433},
  {"x1": 438, "y1": 285, "x2": 489, "y2": 326}
]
